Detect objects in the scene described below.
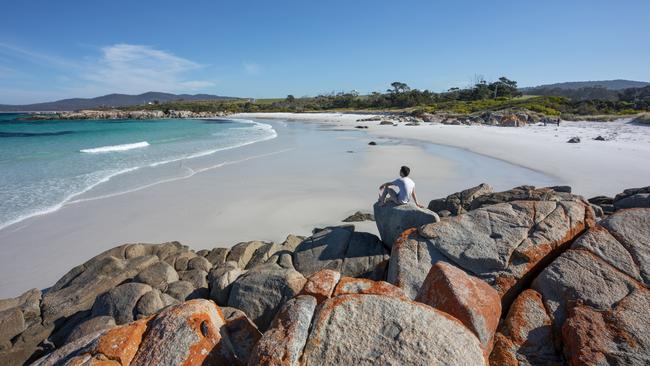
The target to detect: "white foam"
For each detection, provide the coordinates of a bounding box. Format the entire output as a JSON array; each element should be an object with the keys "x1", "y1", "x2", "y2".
[{"x1": 80, "y1": 141, "x2": 150, "y2": 153}]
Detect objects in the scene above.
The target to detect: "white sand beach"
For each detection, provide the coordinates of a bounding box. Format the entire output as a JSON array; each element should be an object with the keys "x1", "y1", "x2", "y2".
[{"x1": 2, "y1": 113, "x2": 648, "y2": 297}]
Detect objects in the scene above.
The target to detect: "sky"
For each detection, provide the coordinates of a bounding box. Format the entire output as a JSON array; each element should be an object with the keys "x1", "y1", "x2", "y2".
[{"x1": 1, "y1": 0, "x2": 649, "y2": 104}]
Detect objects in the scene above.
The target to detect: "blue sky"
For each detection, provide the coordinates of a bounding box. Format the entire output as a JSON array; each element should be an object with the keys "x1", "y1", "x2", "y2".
[{"x1": 1, "y1": 0, "x2": 649, "y2": 104}]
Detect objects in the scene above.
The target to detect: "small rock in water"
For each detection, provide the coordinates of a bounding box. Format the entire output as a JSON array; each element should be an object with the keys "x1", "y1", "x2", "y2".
[
  {"x1": 355, "y1": 125, "x2": 369, "y2": 129},
  {"x1": 368, "y1": 141, "x2": 377, "y2": 145},
  {"x1": 342, "y1": 211, "x2": 375, "y2": 222},
  {"x1": 567, "y1": 137, "x2": 581, "y2": 143},
  {"x1": 594, "y1": 135, "x2": 606, "y2": 141}
]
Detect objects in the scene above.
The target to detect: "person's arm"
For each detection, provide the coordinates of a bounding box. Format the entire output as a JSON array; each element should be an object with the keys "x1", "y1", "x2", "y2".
[
  {"x1": 379, "y1": 181, "x2": 394, "y2": 190},
  {"x1": 412, "y1": 188, "x2": 424, "y2": 208}
]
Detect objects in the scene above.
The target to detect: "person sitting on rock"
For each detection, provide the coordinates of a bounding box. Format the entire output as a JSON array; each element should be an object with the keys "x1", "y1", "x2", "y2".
[{"x1": 378, "y1": 165, "x2": 424, "y2": 208}]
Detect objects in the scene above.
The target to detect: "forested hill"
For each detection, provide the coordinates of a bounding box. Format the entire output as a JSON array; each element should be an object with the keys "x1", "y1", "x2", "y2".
[{"x1": 523, "y1": 79, "x2": 650, "y2": 91}]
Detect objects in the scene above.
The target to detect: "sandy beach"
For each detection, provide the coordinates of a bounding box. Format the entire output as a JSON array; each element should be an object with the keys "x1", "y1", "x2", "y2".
[{"x1": 0, "y1": 115, "x2": 565, "y2": 297}]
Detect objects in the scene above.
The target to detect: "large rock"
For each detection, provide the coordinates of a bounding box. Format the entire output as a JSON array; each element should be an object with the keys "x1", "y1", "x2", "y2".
[
  {"x1": 65, "y1": 316, "x2": 116, "y2": 343},
  {"x1": 292, "y1": 226, "x2": 389, "y2": 280},
  {"x1": 490, "y1": 289, "x2": 561, "y2": 366},
  {"x1": 33, "y1": 299, "x2": 244, "y2": 366},
  {"x1": 613, "y1": 186, "x2": 650, "y2": 210},
  {"x1": 530, "y1": 208, "x2": 650, "y2": 365},
  {"x1": 227, "y1": 241, "x2": 268, "y2": 269},
  {"x1": 301, "y1": 294, "x2": 485, "y2": 365},
  {"x1": 469, "y1": 185, "x2": 573, "y2": 210},
  {"x1": 208, "y1": 261, "x2": 247, "y2": 305},
  {"x1": 220, "y1": 307, "x2": 262, "y2": 365},
  {"x1": 227, "y1": 262, "x2": 306, "y2": 331},
  {"x1": 427, "y1": 183, "x2": 493, "y2": 215},
  {"x1": 388, "y1": 195, "x2": 594, "y2": 304},
  {"x1": 134, "y1": 261, "x2": 179, "y2": 291},
  {"x1": 373, "y1": 202, "x2": 439, "y2": 248},
  {"x1": 416, "y1": 262, "x2": 501, "y2": 351},
  {"x1": 247, "y1": 295, "x2": 317, "y2": 366},
  {"x1": 298, "y1": 269, "x2": 341, "y2": 303},
  {"x1": 91, "y1": 282, "x2": 152, "y2": 325}
]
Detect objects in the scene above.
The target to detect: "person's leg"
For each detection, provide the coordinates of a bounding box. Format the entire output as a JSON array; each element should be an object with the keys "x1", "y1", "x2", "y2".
[{"x1": 379, "y1": 188, "x2": 400, "y2": 206}]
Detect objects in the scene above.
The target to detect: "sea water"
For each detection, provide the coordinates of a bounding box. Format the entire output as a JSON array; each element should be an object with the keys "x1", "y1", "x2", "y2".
[{"x1": 0, "y1": 113, "x2": 277, "y2": 230}]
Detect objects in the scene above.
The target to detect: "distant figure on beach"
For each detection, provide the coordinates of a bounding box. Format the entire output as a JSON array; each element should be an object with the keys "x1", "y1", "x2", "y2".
[{"x1": 378, "y1": 166, "x2": 424, "y2": 208}]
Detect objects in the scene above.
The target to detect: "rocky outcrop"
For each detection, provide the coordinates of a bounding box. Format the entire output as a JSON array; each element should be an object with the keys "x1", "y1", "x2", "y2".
[
  {"x1": 388, "y1": 187, "x2": 594, "y2": 302},
  {"x1": 292, "y1": 225, "x2": 389, "y2": 279},
  {"x1": 427, "y1": 183, "x2": 493, "y2": 216},
  {"x1": 250, "y1": 276, "x2": 486, "y2": 365},
  {"x1": 489, "y1": 208, "x2": 650, "y2": 365},
  {"x1": 342, "y1": 211, "x2": 375, "y2": 222},
  {"x1": 31, "y1": 299, "x2": 256, "y2": 366},
  {"x1": 373, "y1": 202, "x2": 439, "y2": 248},
  {"x1": 27, "y1": 109, "x2": 228, "y2": 120}
]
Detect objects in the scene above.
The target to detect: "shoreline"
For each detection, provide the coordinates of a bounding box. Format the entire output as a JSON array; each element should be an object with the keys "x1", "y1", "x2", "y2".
[{"x1": 0, "y1": 116, "x2": 561, "y2": 298}]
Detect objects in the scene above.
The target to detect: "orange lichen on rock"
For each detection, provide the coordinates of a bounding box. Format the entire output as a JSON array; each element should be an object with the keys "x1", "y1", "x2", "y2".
[
  {"x1": 416, "y1": 262, "x2": 501, "y2": 352},
  {"x1": 95, "y1": 317, "x2": 149, "y2": 365},
  {"x1": 333, "y1": 277, "x2": 408, "y2": 299},
  {"x1": 298, "y1": 269, "x2": 341, "y2": 303}
]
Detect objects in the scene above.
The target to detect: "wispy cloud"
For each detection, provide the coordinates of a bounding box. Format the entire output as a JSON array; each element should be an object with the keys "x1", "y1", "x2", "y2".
[
  {"x1": 0, "y1": 43, "x2": 216, "y2": 103},
  {"x1": 243, "y1": 62, "x2": 261, "y2": 75},
  {"x1": 81, "y1": 44, "x2": 215, "y2": 94}
]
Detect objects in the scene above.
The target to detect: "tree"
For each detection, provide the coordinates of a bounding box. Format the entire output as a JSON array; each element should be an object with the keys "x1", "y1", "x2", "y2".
[
  {"x1": 286, "y1": 95, "x2": 295, "y2": 103},
  {"x1": 388, "y1": 82, "x2": 411, "y2": 94}
]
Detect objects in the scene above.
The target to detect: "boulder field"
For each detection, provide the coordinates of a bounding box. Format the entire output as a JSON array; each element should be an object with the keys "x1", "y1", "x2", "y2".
[{"x1": 0, "y1": 184, "x2": 648, "y2": 365}]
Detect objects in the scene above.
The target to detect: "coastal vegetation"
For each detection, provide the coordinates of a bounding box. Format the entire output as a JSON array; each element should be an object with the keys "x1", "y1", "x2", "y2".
[{"x1": 121, "y1": 77, "x2": 650, "y2": 119}]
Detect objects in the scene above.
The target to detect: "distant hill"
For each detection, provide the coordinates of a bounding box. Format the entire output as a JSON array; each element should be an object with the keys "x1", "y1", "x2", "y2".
[
  {"x1": 523, "y1": 79, "x2": 650, "y2": 92},
  {"x1": 0, "y1": 92, "x2": 239, "y2": 112}
]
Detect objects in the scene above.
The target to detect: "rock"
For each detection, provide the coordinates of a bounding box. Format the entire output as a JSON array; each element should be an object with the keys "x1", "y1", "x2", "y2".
[
  {"x1": 65, "y1": 316, "x2": 116, "y2": 343},
  {"x1": 227, "y1": 241, "x2": 267, "y2": 269},
  {"x1": 355, "y1": 125, "x2": 368, "y2": 129},
  {"x1": 342, "y1": 211, "x2": 375, "y2": 222},
  {"x1": 599, "y1": 208, "x2": 650, "y2": 283},
  {"x1": 389, "y1": 196, "x2": 594, "y2": 305},
  {"x1": 591, "y1": 203, "x2": 604, "y2": 217},
  {"x1": 530, "y1": 208, "x2": 650, "y2": 361},
  {"x1": 333, "y1": 277, "x2": 408, "y2": 299},
  {"x1": 208, "y1": 261, "x2": 247, "y2": 305},
  {"x1": 246, "y1": 243, "x2": 283, "y2": 269},
  {"x1": 205, "y1": 247, "x2": 230, "y2": 266},
  {"x1": 130, "y1": 299, "x2": 236, "y2": 365},
  {"x1": 0, "y1": 288, "x2": 41, "y2": 327},
  {"x1": 292, "y1": 226, "x2": 389, "y2": 280},
  {"x1": 220, "y1": 308, "x2": 261, "y2": 365},
  {"x1": 368, "y1": 141, "x2": 377, "y2": 145},
  {"x1": 614, "y1": 193, "x2": 650, "y2": 210},
  {"x1": 379, "y1": 120, "x2": 393, "y2": 125},
  {"x1": 0, "y1": 308, "x2": 25, "y2": 345},
  {"x1": 428, "y1": 183, "x2": 494, "y2": 215},
  {"x1": 567, "y1": 136, "x2": 581, "y2": 143},
  {"x1": 165, "y1": 281, "x2": 196, "y2": 302},
  {"x1": 300, "y1": 294, "x2": 485, "y2": 365},
  {"x1": 561, "y1": 290, "x2": 650, "y2": 366},
  {"x1": 178, "y1": 269, "x2": 209, "y2": 292},
  {"x1": 187, "y1": 256, "x2": 212, "y2": 272},
  {"x1": 589, "y1": 195, "x2": 614, "y2": 205},
  {"x1": 91, "y1": 282, "x2": 152, "y2": 325},
  {"x1": 135, "y1": 289, "x2": 178, "y2": 319},
  {"x1": 227, "y1": 263, "x2": 306, "y2": 331},
  {"x1": 41, "y1": 254, "x2": 158, "y2": 325},
  {"x1": 373, "y1": 201, "x2": 440, "y2": 248},
  {"x1": 437, "y1": 209, "x2": 452, "y2": 217},
  {"x1": 135, "y1": 261, "x2": 179, "y2": 291},
  {"x1": 32, "y1": 318, "x2": 149, "y2": 366},
  {"x1": 594, "y1": 135, "x2": 606, "y2": 141},
  {"x1": 280, "y1": 234, "x2": 304, "y2": 252},
  {"x1": 613, "y1": 186, "x2": 650, "y2": 202},
  {"x1": 247, "y1": 295, "x2": 317, "y2": 366},
  {"x1": 168, "y1": 251, "x2": 198, "y2": 272},
  {"x1": 469, "y1": 185, "x2": 576, "y2": 210},
  {"x1": 298, "y1": 269, "x2": 341, "y2": 303},
  {"x1": 490, "y1": 289, "x2": 561, "y2": 365},
  {"x1": 415, "y1": 262, "x2": 501, "y2": 351}
]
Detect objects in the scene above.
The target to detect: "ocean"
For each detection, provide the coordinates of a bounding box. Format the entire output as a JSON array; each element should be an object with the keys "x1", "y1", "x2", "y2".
[{"x1": 0, "y1": 113, "x2": 277, "y2": 230}]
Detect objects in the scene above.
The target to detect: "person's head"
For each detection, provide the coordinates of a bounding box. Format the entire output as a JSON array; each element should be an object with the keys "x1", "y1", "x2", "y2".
[{"x1": 399, "y1": 165, "x2": 410, "y2": 177}]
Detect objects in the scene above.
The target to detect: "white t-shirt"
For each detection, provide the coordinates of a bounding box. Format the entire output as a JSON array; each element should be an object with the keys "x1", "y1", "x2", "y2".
[{"x1": 392, "y1": 177, "x2": 415, "y2": 204}]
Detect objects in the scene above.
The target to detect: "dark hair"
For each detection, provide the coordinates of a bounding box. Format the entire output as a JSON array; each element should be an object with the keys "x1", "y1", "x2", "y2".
[{"x1": 400, "y1": 166, "x2": 410, "y2": 177}]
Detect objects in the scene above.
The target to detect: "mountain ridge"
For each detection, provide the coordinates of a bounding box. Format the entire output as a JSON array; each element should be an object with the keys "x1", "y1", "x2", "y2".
[
  {"x1": 0, "y1": 92, "x2": 239, "y2": 112},
  {"x1": 522, "y1": 79, "x2": 650, "y2": 91}
]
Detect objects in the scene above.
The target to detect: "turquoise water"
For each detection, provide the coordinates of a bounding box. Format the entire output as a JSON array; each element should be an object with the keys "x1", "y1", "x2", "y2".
[{"x1": 0, "y1": 113, "x2": 276, "y2": 229}]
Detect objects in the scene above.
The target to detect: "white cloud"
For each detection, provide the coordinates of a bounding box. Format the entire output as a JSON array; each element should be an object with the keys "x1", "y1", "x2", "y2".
[
  {"x1": 81, "y1": 44, "x2": 215, "y2": 94},
  {"x1": 243, "y1": 62, "x2": 261, "y2": 75}
]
